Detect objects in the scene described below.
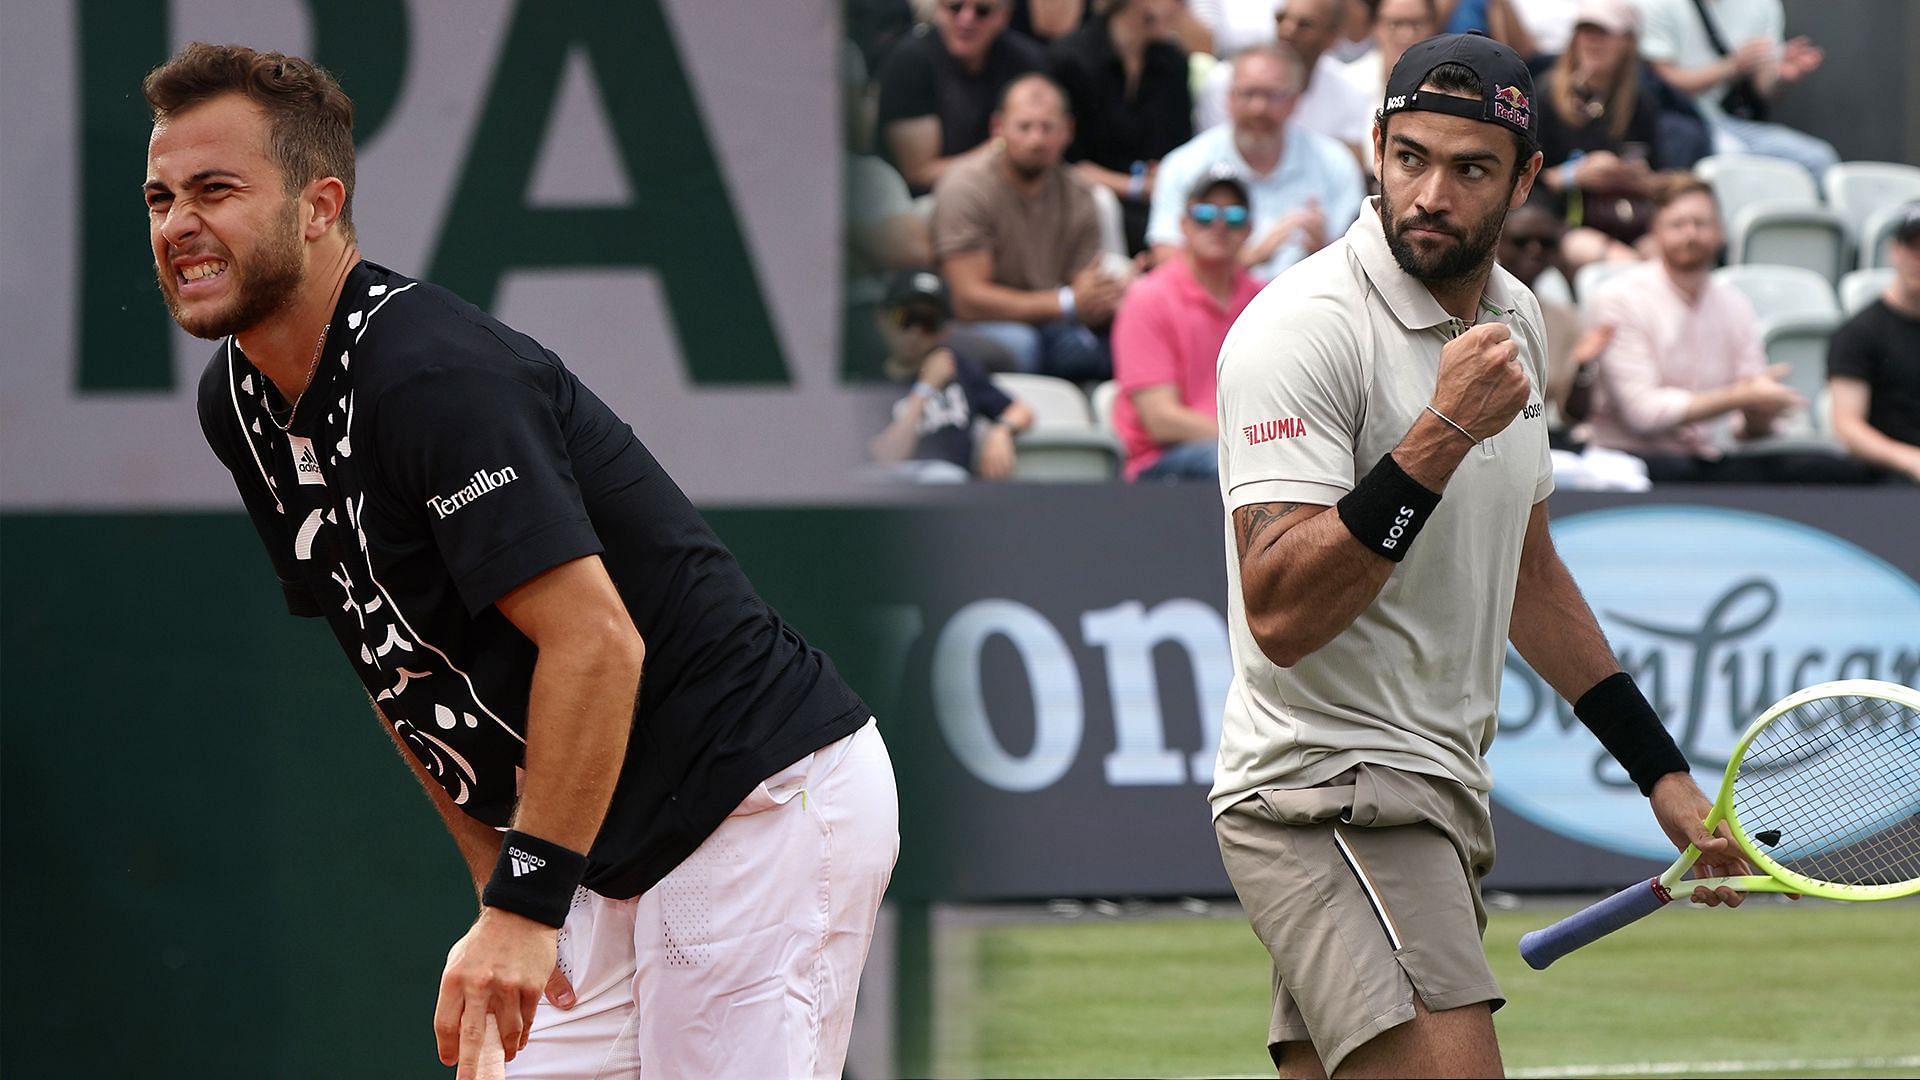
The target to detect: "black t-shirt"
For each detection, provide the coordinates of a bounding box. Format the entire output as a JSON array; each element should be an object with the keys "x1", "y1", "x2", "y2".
[
  {"x1": 1827, "y1": 299, "x2": 1920, "y2": 447},
  {"x1": 1049, "y1": 17, "x2": 1192, "y2": 174},
  {"x1": 891, "y1": 347, "x2": 1011, "y2": 472},
  {"x1": 1531, "y1": 62, "x2": 1664, "y2": 170},
  {"x1": 875, "y1": 24, "x2": 1047, "y2": 187},
  {"x1": 198, "y1": 261, "x2": 868, "y2": 899}
]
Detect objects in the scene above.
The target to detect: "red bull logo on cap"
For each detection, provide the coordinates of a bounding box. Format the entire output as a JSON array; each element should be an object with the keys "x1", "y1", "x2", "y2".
[{"x1": 1493, "y1": 84, "x2": 1530, "y2": 128}]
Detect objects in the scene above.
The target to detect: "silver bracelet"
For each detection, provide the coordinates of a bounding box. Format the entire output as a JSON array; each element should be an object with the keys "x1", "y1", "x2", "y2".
[{"x1": 1425, "y1": 404, "x2": 1481, "y2": 446}]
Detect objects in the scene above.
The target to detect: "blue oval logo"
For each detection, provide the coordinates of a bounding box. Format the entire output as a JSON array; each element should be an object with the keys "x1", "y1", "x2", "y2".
[{"x1": 1492, "y1": 506, "x2": 1920, "y2": 860}]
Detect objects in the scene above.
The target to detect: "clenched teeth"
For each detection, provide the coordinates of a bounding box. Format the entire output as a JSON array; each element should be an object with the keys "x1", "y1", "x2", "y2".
[{"x1": 182, "y1": 261, "x2": 228, "y2": 282}]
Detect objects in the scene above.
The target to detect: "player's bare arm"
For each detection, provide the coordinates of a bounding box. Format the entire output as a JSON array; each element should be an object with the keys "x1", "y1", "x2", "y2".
[
  {"x1": 1235, "y1": 322, "x2": 1529, "y2": 667},
  {"x1": 434, "y1": 554, "x2": 645, "y2": 1069},
  {"x1": 1506, "y1": 500, "x2": 1745, "y2": 902},
  {"x1": 376, "y1": 700, "x2": 503, "y2": 892}
]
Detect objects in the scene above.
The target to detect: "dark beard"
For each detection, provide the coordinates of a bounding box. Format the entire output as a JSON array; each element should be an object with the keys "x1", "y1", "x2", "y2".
[
  {"x1": 1008, "y1": 156, "x2": 1049, "y2": 182},
  {"x1": 157, "y1": 197, "x2": 306, "y2": 340},
  {"x1": 1378, "y1": 189, "x2": 1508, "y2": 285}
]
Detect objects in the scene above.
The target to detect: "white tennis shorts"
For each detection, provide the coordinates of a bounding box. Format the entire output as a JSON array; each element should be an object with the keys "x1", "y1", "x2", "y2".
[{"x1": 507, "y1": 718, "x2": 899, "y2": 1079}]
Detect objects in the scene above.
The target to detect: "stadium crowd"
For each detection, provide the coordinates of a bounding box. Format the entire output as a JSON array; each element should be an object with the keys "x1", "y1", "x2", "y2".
[{"x1": 845, "y1": 0, "x2": 1920, "y2": 485}]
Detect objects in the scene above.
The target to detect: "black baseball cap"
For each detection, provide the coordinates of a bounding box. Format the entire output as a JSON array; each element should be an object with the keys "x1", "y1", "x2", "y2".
[
  {"x1": 1186, "y1": 164, "x2": 1251, "y2": 207},
  {"x1": 1379, "y1": 32, "x2": 1538, "y2": 146},
  {"x1": 883, "y1": 269, "x2": 950, "y2": 317}
]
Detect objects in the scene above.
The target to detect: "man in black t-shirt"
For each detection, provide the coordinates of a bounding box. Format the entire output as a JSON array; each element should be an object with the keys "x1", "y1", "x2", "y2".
[
  {"x1": 1827, "y1": 203, "x2": 1920, "y2": 483},
  {"x1": 144, "y1": 44, "x2": 897, "y2": 1078},
  {"x1": 875, "y1": 0, "x2": 1047, "y2": 193}
]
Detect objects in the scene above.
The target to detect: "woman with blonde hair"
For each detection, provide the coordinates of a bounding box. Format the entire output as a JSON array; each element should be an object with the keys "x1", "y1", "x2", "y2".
[{"x1": 1533, "y1": 0, "x2": 1669, "y2": 271}]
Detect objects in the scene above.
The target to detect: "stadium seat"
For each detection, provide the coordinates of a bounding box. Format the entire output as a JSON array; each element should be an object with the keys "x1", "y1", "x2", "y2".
[
  {"x1": 1727, "y1": 202, "x2": 1851, "y2": 283},
  {"x1": 1695, "y1": 154, "x2": 1818, "y2": 228},
  {"x1": 1857, "y1": 203, "x2": 1908, "y2": 269},
  {"x1": 1089, "y1": 380, "x2": 1120, "y2": 435},
  {"x1": 1711, "y1": 265, "x2": 1839, "y2": 322},
  {"x1": 1574, "y1": 260, "x2": 1637, "y2": 311},
  {"x1": 1837, "y1": 268, "x2": 1894, "y2": 316},
  {"x1": 1761, "y1": 312, "x2": 1842, "y2": 436},
  {"x1": 1821, "y1": 161, "x2": 1920, "y2": 242},
  {"x1": 992, "y1": 373, "x2": 1123, "y2": 481}
]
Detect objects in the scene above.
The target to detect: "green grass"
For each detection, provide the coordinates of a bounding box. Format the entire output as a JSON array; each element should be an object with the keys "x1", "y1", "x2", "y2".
[{"x1": 932, "y1": 899, "x2": 1920, "y2": 1078}]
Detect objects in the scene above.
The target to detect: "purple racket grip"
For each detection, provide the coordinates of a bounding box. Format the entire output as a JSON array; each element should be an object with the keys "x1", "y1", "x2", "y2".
[{"x1": 1519, "y1": 878, "x2": 1673, "y2": 970}]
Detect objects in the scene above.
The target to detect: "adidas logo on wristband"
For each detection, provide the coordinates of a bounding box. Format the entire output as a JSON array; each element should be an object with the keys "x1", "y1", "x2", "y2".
[{"x1": 508, "y1": 846, "x2": 547, "y2": 877}]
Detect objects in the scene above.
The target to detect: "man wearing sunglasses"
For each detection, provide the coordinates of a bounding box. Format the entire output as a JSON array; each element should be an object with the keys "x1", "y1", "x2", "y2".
[
  {"x1": 875, "y1": 0, "x2": 1047, "y2": 194},
  {"x1": 1112, "y1": 169, "x2": 1264, "y2": 481},
  {"x1": 1149, "y1": 44, "x2": 1365, "y2": 280}
]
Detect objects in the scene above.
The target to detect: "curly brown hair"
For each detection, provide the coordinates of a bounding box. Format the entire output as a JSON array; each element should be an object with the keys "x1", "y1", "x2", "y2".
[{"x1": 143, "y1": 42, "x2": 357, "y2": 240}]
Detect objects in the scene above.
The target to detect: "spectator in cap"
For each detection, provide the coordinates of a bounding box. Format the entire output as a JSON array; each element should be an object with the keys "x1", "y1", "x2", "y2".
[
  {"x1": 1634, "y1": 0, "x2": 1837, "y2": 178},
  {"x1": 932, "y1": 73, "x2": 1130, "y2": 381},
  {"x1": 1193, "y1": 0, "x2": 1377, "y2": 162},
  {"x1": 1049, "y1": 0, "x2": 1194, "y2": 255},
  {"x1": 1111, "y1": 168, "x2": 1265, "y2": 480},
  {"x1": 1530, "y1": 0, "x2": 1668, "y2": 267},
  {"x1": 869, "y1": 269, "x2": 1036, "y2": 480},
  {"x1": 874, "y1": 0, "x2": 1047, "y2": 194},
  {"x1": 1149, "y1": 42, "x2": 1365, "y2": 279},
  {"x1": 1826, "y1": 203, "x2": 1920, "y2": 483}
]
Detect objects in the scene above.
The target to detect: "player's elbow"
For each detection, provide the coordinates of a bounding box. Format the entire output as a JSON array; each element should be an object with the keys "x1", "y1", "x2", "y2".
[{"x1": 1247, "y1": 610, "x2": 1313, "y2": 668}]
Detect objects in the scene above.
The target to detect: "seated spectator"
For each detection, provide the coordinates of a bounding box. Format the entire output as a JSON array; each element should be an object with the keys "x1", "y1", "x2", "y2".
[
  {"x1": 870, "y1": 270, "x2": 1036, "y2": 480},
  {"x1": 1340, "y1": 0, "x2": 1436, "y2": 104},
  {"x1": 1826, "y1": 204, "x2": 1920, "y2": 483},
  {"x1": 1194, "y1": 0, "x2": 1375, "y2": 159},
  {"x1": 934, "y1": 74, "x2": 1131, "y2": 381},
  {"x1": 1151, "y1": 44, "x2": 1365, "y2": 279},
  {"x1": 1190, "y1": 0, "x2": 1291, "y2": 59},
  {"x1": 1635, "y1": 0, "x2": 1836, "y2": 178},
  {"x1": 1585, "y1": 176, "x2": 1865, "y2": 482},
  {"x1": 1498, "y1": 201, "x2": 1614, "y2": 443},
  {"x1": 1532, "y1": 0, "x2": 1665, "y2": 262},
  {"x1": 1112, "y1": 169, "x2": 1264, "y2": 480},
  {"x1": 1012, "y1": 0, "x2": 1090, "y2": 40},
  {"x1": 1051, "y1": 0, "x2": 1194, "y2": 254},
  {"x1": 875, "y1": 0, "x2": 1047, "y2": 194}
]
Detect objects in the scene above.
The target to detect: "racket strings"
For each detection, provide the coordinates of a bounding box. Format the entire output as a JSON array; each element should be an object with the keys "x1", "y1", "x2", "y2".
[{"x1": 1732, "y1": 693, "x2": 1920, "y2": 889}]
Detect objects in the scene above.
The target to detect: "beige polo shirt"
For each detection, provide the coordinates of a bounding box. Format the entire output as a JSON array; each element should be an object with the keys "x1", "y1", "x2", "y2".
[{"x1": 1209, "y1": 198, "x2": 1555, "y2": 818}]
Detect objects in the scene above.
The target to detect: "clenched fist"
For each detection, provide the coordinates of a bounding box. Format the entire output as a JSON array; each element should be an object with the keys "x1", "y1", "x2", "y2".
[{"x1": 1431, "y1": 322, "x2": 1532, "y2": 443}]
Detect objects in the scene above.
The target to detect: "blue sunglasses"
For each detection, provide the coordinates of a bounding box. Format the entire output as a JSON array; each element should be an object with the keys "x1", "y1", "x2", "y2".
[{"x1": 1187, "y1": 203, "x2": 1250, "y2": 228}]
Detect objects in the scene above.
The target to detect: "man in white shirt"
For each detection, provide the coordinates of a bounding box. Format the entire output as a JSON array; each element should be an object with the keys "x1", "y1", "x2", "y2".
[
  {"x1": 1195, "y1": 0, "x2": 1377, "y2": 158},
  {"x1": 1635, "y1": 0, "x2": 1836, "y2": 177},
  {"x1": 1150, "y1": 44, "x2": 1367, "y2": 278}
]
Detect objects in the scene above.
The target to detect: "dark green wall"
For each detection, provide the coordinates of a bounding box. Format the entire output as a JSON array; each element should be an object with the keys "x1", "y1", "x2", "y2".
[{"x1": 0, "y1": 508, "x2": 908, "y2": 1077}]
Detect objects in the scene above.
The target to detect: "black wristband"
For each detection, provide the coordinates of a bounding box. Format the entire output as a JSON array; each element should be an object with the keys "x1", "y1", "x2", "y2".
[
  {"x1": 1574, "y1": 672, "x2": 1691, "y2": 796},
  {"x1": 1335, "y1": 454, "x2": 1442, "y2": 562},
  {"x1": 481, "y1": 831, "x2": 589, "y2": 929}
]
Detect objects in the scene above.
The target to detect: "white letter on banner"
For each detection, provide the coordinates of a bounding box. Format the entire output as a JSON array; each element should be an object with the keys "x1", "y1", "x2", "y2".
[
  {"x1": 1082, "y1": 599, "x2": 1232, "y2": 785},
  {"x1": 932, "y1": 599, "x2": 1083, "y2": 792}
]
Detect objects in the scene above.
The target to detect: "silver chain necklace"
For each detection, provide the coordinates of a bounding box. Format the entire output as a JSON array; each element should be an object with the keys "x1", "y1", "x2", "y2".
[{"x1": 268, "y1": 324, "x2": 331, "y2": 433}]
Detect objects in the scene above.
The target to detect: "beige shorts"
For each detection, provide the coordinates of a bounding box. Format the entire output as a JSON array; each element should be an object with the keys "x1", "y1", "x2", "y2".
[
  {"x1": 1213, "y1": 764, "x2": 1502, "y2": 1074},
  {"x1": 507, "y1": 719, "x2": 899, "y2": 1080}
]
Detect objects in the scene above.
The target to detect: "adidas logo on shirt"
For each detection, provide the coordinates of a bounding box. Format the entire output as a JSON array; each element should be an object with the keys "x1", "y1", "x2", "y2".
[
  {"x1": 508, "y1": 846, "x2": 547, "y2": 877},
  {"x1": 287, "y1": 435, "x2": 326, "y2": 486}
]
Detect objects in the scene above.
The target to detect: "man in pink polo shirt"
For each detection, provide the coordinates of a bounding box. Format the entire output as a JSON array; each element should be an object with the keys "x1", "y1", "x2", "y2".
[{"x1": 1113, "y1": 168, "x2": 1265, "y2": 481}]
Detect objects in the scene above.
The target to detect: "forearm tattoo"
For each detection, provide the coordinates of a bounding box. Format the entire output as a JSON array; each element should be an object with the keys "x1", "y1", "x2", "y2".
[{"x1": 1235, "y1": 502, "x2": 1302, "y2": 561}]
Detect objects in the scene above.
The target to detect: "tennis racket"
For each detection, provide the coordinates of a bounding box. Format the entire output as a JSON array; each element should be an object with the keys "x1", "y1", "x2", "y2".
[{"x1": 1520, "y1": 678, "x2": 1920, "y2": 970}]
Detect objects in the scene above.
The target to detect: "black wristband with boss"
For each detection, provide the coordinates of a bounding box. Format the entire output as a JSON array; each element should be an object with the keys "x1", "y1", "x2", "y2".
[
  {"x1": 1336, "y1": 453, "x2": 1442, "y2": 562},
  {"x1": 481, "y1": 830, "x2": 589, "y2": 928},
  {"x1": 1574, "y1": 672, "x2": 1691, "y2": 796}
]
